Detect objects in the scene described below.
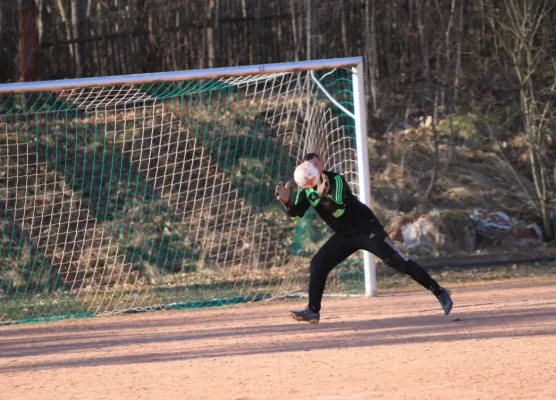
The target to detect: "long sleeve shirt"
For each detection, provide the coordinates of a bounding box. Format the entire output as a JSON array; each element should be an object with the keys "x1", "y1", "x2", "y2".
[{"x1": 284, "y1": 170, "x2": 380, "y2": 235}]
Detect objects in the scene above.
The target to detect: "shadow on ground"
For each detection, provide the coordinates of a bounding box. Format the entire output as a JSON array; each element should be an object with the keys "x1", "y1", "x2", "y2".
[{"x1": 2, "y1": 298, "x2": 555, "y2": 372}]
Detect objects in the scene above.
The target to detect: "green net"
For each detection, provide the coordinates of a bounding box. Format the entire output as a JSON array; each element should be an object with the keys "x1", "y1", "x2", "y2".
[{"x1": 0, "y1": 66, "x2": 365, "y2": 324}]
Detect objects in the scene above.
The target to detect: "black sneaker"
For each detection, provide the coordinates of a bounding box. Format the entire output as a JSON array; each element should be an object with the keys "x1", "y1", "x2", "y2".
[
  {"x1": 434, "y1": 287, "x2": 453, "y2": 315},
  {"x1": 290, "y1": 307, "x2": 320, "y2": 324}
]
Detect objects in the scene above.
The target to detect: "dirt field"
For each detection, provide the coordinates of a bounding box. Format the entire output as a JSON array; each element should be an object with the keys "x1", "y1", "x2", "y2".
[{"x1": 2, "y1": 278, "x2": 556, "y2": 400}]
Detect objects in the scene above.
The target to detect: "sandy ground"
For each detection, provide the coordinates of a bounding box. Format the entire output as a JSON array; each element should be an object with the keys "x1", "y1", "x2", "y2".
[{"x1": 1, "y1": 278, "x2": 556, "y2": 400}]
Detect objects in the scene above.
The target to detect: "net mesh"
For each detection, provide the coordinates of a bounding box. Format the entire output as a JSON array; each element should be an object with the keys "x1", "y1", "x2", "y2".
[{"x1": 0, "y1": 67, "x2": 364, "y2": 324}]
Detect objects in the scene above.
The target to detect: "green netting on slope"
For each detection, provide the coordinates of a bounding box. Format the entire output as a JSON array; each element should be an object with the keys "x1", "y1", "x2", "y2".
[{"x1": 0, "y1": 67, "x2": 364, "y2": 325}]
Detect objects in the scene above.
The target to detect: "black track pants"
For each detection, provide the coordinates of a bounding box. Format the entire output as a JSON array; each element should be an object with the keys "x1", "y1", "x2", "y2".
[{"x1": 308, "y1": 230, "x2": 440, "y2": 313}]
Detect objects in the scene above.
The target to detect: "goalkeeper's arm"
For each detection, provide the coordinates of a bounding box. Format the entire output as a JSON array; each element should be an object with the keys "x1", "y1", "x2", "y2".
[{"x1": 275, "y1": 181, "x2": 310, "y2": 221}]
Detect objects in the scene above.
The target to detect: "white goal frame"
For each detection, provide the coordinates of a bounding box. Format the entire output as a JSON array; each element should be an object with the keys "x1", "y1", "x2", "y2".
[{"x1": 0, "y1": 56, "x2": 377, "y2": 296}]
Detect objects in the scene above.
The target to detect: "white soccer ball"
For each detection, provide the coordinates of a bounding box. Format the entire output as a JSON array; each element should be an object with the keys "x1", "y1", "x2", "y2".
[{"x1": 294, "y1": 161, "x2": 320, "y2": 189}]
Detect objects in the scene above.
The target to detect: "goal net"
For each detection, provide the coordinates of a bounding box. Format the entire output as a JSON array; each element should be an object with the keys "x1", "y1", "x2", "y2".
[{"x1": 0, "y1": 59, "x2": 369, "y2": 324}]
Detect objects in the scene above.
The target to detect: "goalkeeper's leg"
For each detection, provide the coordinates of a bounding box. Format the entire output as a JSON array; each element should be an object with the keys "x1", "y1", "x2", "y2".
[
  {"x1": 362, "y1": 230, "x2": 453, "y2": 315},
  {"x1": 290, "y1": 233, "x2": 359, "y2": 324}
]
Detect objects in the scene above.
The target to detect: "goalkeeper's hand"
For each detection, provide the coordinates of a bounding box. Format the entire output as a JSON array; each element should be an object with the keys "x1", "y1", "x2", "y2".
[
  {"x1": 316, "y1": 174, "x2": 329, "y2": 198},
  {"x1": 275, "y1": 181, "x2": 292, "y2": 204}
]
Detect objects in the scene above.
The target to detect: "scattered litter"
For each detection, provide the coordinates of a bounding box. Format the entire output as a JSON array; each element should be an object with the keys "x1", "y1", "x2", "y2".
[
  {"x1": 400, "y1": 210, "x2": 543, "y2": 254},
  {"x1": 400, "y1": 215, "x2": 438, "y2": 252},
  {"x1": 470, "y1": 210, "x2": 543, "y2": 248}
]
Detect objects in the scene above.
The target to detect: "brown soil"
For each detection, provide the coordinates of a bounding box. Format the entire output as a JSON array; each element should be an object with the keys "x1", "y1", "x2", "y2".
[{"x1": 2, "y1": 278, "x2": 556, "y2": 400}]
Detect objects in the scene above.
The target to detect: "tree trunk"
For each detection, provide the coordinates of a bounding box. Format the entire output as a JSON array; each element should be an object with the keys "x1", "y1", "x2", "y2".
[
  {"x1": 365, "y1": 0, "x2": 378, "y2": 112},
  {"x1": 541, "y1": 200, "x2": 553, "y2": 241},
  {"x1": 305, "y1": 0, "x2": 312, "y2": 59},
  {"x1": 424, "y1": 90, "x2": 440, "y2": 201},
  {"x1": 289, "y1": 0, "x2": 299, "y2": 61},
  {"x1": 450, "y1": 0, "x2": 464, "y2": 163},
  {"x1": 206, "y1": 0, "x2": 216, "y2": 68},
  {"x1": 55, "y1": 0, "x2": 74, "y2": 62},
  {"x1": 241, "y1": 0, "x2": 252, "y2": 65},
  {"x1": 417, "y1": 0, "x2": 431, "y2": 115},
  {"x1": 444, "y1": 0, "x2": 460, "y2": 169},
  {"x1": 340, "y1": 3, "x2": 348, "y2": 56},
  {"x1": 417, "y1": 0, "x2": 439, "y2": 201},
  {"x1": 17, "y1": 0, "x2": 37, "y2": 82},
  {"x1": 37, "y1": 0, "x2": 44, "y2": 43},
  {"x1": 71, "y1": 0, "x2": 86, "y2": 76}
]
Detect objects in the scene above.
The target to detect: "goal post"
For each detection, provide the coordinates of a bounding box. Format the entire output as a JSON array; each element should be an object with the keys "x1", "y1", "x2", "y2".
[
  {"x1": 0, "y1": 57, "x2": 375, "y2": 324},
  {"x1": 352, "y1": 62, "x2": 377, "y2": 297}
]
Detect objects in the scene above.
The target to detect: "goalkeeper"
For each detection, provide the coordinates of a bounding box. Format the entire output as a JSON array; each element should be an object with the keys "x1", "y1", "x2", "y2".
[{"x1": 275, "y1": 153, "x2": 453, "y2": 324}]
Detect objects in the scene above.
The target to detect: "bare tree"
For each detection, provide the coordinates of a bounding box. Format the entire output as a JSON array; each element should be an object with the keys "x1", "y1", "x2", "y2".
[
  {"x1": 17, "y1": 0, "x2": 37, "y2": 82},
  {"x1": 416, "y1": 0, "x2": 440, "y2": 202},
  {"x1": 305, "y1": 0, "x2": 312, "y2": 60},
  {"x1": 448, "y1": 0, "x2": 464, "y2": 165},
  {"x1": 340, "y1": 2, "x2": 348, "y2": 56},
  {"x1": 289, "y1": 0, "x2": 299, "y2": 61},
  {"x1": 365, "y1": 0, "x2": 378, "y2": 112},
  {"x1": 487, "y1": 0, "x2": 556, "y2": 239},
  {"x1": 205, "y1": 0, "x2": 216, "y2": 68},
  {"x1": 71, "y1": 0, "x2": 86, "y2": 76},
  {"x1": 437, "y1": 0, "x2": 460, "y2": 168},
  {"x1": 37, "y1": 0, "x2": 44, "y2": 43},
  {"x1": 55, "y1": 0, "x2": 74, "y2": 62}
]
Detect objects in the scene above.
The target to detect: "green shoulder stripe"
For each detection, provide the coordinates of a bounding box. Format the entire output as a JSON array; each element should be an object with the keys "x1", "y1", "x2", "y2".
[
  {"x1": 295, "y1": 188, "x2": 304, "y2": 205},
  {"x1": 334, "y1": 175, "x2": 344, "y2": 203}
]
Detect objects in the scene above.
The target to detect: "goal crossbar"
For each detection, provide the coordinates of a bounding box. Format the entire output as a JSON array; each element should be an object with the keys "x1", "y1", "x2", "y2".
[{"x1": 0, "y1": 57, "x2": 363, "y2": 94}]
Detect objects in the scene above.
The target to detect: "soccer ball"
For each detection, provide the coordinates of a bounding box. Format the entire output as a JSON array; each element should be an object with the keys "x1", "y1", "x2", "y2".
[{"x1": 294, "y1": 161, "x2": 319, "y2": 188}]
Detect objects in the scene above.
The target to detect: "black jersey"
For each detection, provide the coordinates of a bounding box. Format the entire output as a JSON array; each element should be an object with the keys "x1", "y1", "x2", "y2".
[{"x1": 285, "y1": 170, "x2": 380, "y2": 234}]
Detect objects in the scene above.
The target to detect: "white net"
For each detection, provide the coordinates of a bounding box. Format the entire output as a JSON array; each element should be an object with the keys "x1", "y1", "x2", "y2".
[{"x1": 0, "y1": 66, "x2": 363, "y2": 323}]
